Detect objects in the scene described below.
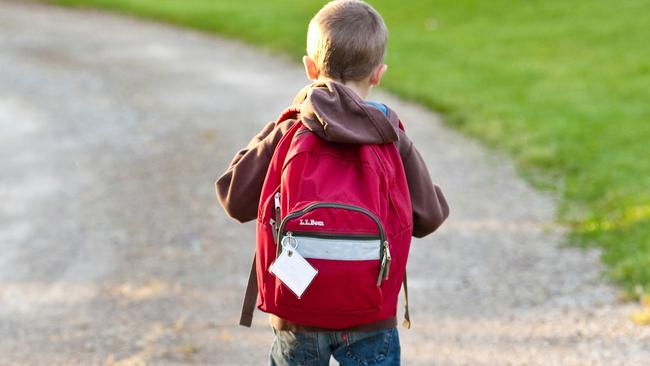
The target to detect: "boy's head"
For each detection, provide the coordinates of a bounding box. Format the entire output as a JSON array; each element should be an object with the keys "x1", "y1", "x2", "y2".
[{"x1": 304, "y1": 0, "x2": 388, "y2": 89}]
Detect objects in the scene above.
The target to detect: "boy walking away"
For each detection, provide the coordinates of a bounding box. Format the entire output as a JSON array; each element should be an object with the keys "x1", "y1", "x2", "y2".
[{"x1": 216, "y1": 1, "x2": 449, "y2": 365}]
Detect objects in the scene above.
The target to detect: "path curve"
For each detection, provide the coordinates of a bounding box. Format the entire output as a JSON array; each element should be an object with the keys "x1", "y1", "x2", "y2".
[{"x1": 0, "y1": 1, "x2": 648, "y2": 365}]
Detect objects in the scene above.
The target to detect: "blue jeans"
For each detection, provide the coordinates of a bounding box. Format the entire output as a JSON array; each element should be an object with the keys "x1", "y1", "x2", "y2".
[{"x1": 269, "y1": 327, "x2": 400, "y2": 366}]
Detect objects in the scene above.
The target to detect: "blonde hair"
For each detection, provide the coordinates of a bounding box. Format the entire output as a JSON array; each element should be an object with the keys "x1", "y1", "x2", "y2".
[{"x1": 307, "y1": 0, "x2": 387, "y2": 82}]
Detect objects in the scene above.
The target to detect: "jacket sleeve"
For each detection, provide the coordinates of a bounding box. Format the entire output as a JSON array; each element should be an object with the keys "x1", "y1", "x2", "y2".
[
  {"x1": 397, "y1": 131, "x2": 450, "y2": 238},
  {"x1": 215, "y1": 121, "x2": 293, "y2": 223}
]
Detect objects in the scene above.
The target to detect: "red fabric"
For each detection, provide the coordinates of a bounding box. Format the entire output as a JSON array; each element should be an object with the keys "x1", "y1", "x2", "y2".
[{"x1": 255, "y1": 108, "x2": 413, "y2": 329}]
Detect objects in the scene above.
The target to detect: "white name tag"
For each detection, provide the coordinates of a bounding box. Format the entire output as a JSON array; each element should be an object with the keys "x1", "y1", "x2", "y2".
[{"x1": 269, "y1": 242, "x2": 318, "y2": 299}]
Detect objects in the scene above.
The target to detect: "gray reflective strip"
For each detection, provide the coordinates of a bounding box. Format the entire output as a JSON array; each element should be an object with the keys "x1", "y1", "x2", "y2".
[{"x1": 283, "y1": 236, "x2": 381, "y2": 261}]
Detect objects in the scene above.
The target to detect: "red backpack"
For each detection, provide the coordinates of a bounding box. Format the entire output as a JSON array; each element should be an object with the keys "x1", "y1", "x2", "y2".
[{"x1": 240, "y1": 107, "x2": 413, "y2": 329}]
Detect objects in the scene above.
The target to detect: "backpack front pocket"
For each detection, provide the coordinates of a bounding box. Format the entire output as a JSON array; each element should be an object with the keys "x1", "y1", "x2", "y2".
[
  {"x1": 275, "y1": 232, "x2": 384, "y2": 313},
  {"x1": 273, "y1": 203, "x2": 391, "y2": 314}
]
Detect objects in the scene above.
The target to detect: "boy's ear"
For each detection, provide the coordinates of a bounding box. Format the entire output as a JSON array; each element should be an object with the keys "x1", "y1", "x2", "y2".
[
  {"x1": 303, "y1": 56, "x2": 320, "y2": 81},
  {"x1": 369, "y1": 64, "x2": 388, "y2": 86}
]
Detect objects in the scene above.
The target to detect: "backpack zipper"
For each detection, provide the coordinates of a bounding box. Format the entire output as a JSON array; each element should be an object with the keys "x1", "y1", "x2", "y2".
[
  {"x1": 290, "y1": 231, "x2": 379, "y2": 240},
  {"x1": 276, "y1": 202, "x2": 391, "y2": 286},
  {"x1": 278, "y1": 202, "x2": 386, "y2": 242}
]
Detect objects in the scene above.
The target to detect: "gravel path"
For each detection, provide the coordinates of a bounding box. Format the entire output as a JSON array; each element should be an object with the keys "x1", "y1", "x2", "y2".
[{"x1": 1, "y1": 1, "x2": 648, "y2": 365}]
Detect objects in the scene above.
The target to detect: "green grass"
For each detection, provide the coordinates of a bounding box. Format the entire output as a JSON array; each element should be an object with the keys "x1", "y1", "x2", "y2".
[{"x1": 50, "y1": 0, "x2": 650, "y2": 297}]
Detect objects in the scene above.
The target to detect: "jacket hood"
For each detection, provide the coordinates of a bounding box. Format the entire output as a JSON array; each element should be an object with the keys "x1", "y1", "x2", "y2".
[{"x1": 292, "y1": 81, "x2": 400, "y2": 144}]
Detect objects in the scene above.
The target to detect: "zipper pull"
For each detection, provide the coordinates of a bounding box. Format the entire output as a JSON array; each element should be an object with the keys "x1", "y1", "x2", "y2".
[
  {"x1": 277, "y1": 231, "x2": 293, "y2": 257},
  {"x1": 383, "y1": 241, "x2": 391, "y2": 280},
  {"x1": 270, "y1": 218, "x2": 278, "y2": 243},
  {"x1": 377, "y1": 256, "x2": 386, "y2": 287},
  {"x1": 273, "y1": 192, "x2": 282, "y2": 247},
  {"x1": 274, "y1": 192, "x2": 281, "y2": 210},
  {"x1": 376, "y1": 241, "x2": 392, "y2": 286}
]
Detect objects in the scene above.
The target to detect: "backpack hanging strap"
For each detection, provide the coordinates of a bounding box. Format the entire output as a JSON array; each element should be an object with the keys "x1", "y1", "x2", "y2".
[
  {"x1": 402, "y1": 271, "x2": 411, "y2": 329},
  {"x1": 239, "y1": 253, "x2": 258, "y2": 327}
]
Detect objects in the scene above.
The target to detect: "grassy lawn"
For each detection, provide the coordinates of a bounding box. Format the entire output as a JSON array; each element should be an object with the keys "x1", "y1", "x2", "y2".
[{"x1": 50, "y1": 0, "x2": 650, "y2": 297}]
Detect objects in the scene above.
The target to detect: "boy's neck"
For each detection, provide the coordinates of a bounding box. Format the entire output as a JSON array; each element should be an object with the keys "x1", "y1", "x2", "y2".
[{"x1": 319, "y1": 77, "x2": 372, "y2": 99}]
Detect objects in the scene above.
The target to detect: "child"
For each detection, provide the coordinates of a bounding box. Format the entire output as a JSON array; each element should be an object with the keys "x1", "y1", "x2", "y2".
[{"x1": 216, "y1": 1, "x2": 449, "y2": 365}]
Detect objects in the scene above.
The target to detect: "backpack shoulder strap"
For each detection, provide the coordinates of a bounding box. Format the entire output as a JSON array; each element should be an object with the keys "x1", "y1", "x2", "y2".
[
  {"x1": 275, "y1": 107, "x2": 300, "y2": 126},
  {"x1": 397, "y1": 119, "x2": 406, "y2": 132}
]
